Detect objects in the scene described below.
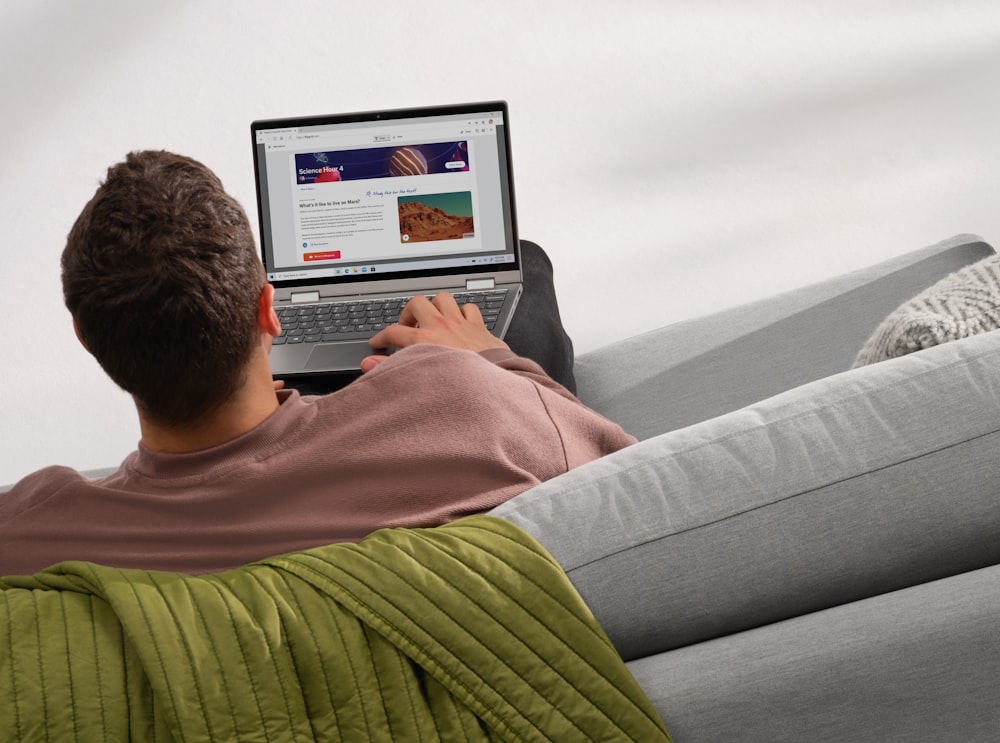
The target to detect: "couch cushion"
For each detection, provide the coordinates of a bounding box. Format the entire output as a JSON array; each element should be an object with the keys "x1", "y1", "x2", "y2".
[
  {"x1": 854, "y1": 253, "x2": 1000, "y2": 366},
  {"x1": 492, "y1": 328, "x2": 1000, "y2": 661}
]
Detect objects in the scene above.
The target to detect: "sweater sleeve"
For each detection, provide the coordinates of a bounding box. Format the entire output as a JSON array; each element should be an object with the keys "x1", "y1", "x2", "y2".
[
  {"x1": 476, "y1": 348, "x2": 638, "y2": 468},
  {"x1": 477, "y1": 348, "x2": 583, "y2": 402}
]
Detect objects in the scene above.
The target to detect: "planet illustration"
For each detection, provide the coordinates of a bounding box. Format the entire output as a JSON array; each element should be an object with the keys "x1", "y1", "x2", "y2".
[
  {"x1": 389, "y1": 147, "x2": 428, "y2": 177},
  {"x1": 315, "y1": 168, "x2": 341, "y2": 182}
]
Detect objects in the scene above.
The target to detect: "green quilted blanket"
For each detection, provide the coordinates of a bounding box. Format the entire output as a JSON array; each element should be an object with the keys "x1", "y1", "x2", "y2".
[{"x1": 1, "y1": 516, "x2": 669, "y2": 741}]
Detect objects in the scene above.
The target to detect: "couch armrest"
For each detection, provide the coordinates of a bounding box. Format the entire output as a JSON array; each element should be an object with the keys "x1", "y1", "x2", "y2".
[{"x1": 575, "y1": 234, "x2": 994, "y2": 438}]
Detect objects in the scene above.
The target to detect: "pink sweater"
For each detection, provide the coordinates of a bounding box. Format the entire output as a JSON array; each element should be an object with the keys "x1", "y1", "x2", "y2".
[{"x1": 1, "y1": 346, "x2": 635, "y2": 576}]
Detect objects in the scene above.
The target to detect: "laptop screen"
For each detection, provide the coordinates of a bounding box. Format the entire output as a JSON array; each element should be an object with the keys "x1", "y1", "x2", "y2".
[{"x1": 251, "y1": 102, "x2": 518, "y2": 289}]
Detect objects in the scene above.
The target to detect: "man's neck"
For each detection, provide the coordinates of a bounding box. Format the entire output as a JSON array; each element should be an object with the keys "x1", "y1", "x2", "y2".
[{"x1": 138, "y1": 359, "x2": 282, "y2": 454}]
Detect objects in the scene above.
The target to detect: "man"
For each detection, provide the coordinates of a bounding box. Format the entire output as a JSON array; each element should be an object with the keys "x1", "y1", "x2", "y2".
[{"x1": 0, "y1": 150, "x2": 635, "y2": 576}]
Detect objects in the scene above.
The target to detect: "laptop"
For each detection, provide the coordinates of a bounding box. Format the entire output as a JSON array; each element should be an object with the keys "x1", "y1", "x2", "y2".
[{"x1": 250, "y1": 101, "x2": 522, "y2": 377}]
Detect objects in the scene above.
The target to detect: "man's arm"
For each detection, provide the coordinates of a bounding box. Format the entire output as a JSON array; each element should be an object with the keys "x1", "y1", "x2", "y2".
[{"x1": 364, "y1": 292, "x2": 613, "y2": 415}]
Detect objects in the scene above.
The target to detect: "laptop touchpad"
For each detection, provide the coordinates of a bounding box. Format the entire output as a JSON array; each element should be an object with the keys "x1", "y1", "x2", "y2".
[{"x1": 305, "y1": 342, "x2": 370, "y2": 372}]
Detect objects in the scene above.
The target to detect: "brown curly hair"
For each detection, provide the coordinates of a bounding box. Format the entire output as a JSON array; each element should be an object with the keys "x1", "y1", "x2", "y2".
[{"x1": 62, "y1": 150, "x2": 264, "y2": 428}]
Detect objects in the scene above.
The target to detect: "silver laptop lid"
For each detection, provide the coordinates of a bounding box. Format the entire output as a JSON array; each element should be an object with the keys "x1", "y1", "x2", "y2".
[{"x1": 251, "y1": 101, "x2": 520, "y2": 304}]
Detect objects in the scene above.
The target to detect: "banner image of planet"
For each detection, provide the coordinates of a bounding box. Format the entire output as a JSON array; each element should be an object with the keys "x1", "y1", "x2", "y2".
[{"x1": 294, "y1": 142, "x2": 469, "y2": 184}]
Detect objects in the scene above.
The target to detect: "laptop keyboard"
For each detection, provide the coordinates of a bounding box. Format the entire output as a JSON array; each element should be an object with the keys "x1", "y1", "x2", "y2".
[{"x1": 272, "y1": 290, "x2": 508, "y2": 346}]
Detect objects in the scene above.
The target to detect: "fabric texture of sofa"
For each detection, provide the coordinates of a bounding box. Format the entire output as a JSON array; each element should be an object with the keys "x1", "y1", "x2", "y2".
[
  {"x1": 4, "y1": 233, "x2": 1000, "y2": 740},
  {"x1": 493, "y1": 232, "x2": 1000, "y2": 741}
]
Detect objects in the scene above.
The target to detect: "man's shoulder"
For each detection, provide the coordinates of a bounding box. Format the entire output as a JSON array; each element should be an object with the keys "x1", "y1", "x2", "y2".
[
  {"x1": 1, "y1": 465, "x2": 97, "y2": 517},
  {"x1": 6, "y1": 464, "x2": 91, "y2": 490}
]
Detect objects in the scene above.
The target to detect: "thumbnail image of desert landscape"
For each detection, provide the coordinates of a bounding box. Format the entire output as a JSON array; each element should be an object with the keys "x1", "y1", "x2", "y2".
[{"x1": 398, "y1": 191, "x2": 475, "y2": 243}]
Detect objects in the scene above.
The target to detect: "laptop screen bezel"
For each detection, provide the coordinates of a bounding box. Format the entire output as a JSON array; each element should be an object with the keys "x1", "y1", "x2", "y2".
[{"x1": 250, "y1": 101, "x2": 520, "y2": 292}]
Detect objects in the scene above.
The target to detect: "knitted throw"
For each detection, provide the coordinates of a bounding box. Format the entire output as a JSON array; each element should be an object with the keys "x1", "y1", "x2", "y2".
[
  {"x1": 853, "y1": 253, "x2": 1000, "y2": 367},
  {"x1": 0, "y1": 516, "x2": 671, "y2": 742}
]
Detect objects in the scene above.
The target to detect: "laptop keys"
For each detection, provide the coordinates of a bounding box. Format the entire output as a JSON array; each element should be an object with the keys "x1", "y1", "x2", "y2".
[{"x1": 272, "y1": 289, "x2": 506, "y2": 345}]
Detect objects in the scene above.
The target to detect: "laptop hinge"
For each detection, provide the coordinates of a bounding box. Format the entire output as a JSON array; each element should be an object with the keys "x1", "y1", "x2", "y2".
[
  {"x1": 291, "y1": 291, "x2": 321, "y2": 304},
  {"x1": 466, "y1": 278, "x2": 495, "y2": 291}
]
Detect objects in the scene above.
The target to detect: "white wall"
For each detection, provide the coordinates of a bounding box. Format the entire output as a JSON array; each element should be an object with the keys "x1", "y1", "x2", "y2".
[{"x1": 4, "y1": 1, "x2": 1000, "y2": 484}]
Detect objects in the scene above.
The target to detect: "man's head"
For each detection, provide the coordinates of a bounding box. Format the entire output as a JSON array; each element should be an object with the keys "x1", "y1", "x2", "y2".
[{"x1": 62, "y1": 150, "x2": 267, "y2": 428}]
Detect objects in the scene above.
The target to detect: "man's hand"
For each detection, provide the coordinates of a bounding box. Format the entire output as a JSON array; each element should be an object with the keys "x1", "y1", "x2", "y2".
[{"x1": 361, "y1": 292, "x2": 509, "y2": 372}]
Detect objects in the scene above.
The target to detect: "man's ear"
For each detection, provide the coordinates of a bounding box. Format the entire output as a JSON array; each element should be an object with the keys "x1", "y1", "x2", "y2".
[
  {"x1": 72, "y1": 318, "x2": 91, "y2": 353},
  {"x1": 257, "y1": 284, "x2": 281, "y2": 339}
]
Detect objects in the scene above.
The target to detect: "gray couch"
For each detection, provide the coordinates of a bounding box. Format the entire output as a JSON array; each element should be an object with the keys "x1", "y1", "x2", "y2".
[
  {"x1": 493, "y1": 233, "x2": 1000, "y2": 741},
  {"x1": 5, "y1": 234, "x2": 999, "y2": 740}
]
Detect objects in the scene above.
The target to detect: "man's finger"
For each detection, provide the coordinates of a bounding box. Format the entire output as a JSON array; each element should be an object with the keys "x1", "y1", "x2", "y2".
[
  {"x1": 430, "y1": 291, "x2": 464, "y2": 319},
  {"x1": 360, "y1": 354, "x2": 391, "y2": 373},
  {"x1": 398, "y1": 292, "x2": 464, "y2": 328},
  {"x1": 459, "y1": 302, "x2": 485, "y2": 324},
  {"x1": 369, "y1": 323, "x2": 418, "y2": 350},
  {"x1": 396, "y1": 294, "x2": 434, "y2": 327}
]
